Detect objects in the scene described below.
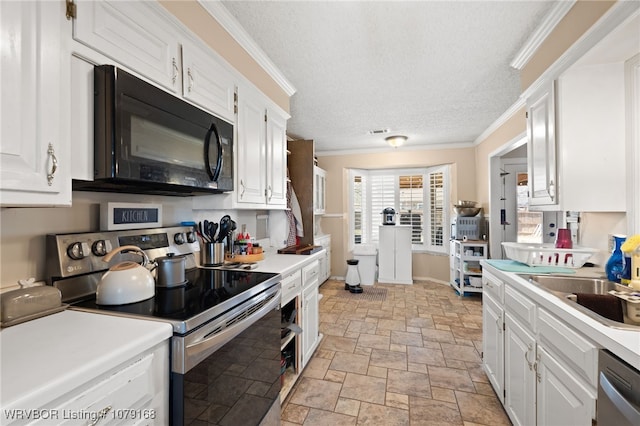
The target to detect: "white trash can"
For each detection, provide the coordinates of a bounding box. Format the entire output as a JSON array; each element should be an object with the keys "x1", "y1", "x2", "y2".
[{"x1": 353, "y1": 244, "x2": 378, "y2": 285}]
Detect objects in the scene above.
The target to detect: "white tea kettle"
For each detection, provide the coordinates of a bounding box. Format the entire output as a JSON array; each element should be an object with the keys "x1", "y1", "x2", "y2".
[{"x1": 96, "y1": 245, "x2": 155, "y2": 305}]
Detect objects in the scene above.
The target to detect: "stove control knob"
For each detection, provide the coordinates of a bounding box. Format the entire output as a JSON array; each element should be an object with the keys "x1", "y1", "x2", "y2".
[
  {"x1": 174, "y1": 233, "x2": 185, "y2": 245},
  {"x1": 67, "y1": 242, "x2": 86, "y2": 260},
  {"x1": 186, "y1": 231, "x2": 197, "y2": 244},
  {"x1": 92, "y1": 240, "x2": 108, "y2": 256}
]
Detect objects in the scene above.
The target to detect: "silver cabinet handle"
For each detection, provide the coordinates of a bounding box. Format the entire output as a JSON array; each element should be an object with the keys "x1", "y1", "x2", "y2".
[
  {"x1": 548, "y1": 179, "x2": 555, "y2": 201},
  {"x1": 172, "y1": 57, "x2": 179, "y2": 85},
  {"x1": 267, "y1": 185, "x2": 272, "y2": 201},
  {"x1": 485, "y1": 281, "x2": 493, "y2": 289},
  {"x1": 46, "y1": 143, "x2": 57, "y2": 186},
  {"x1": 534, "y1": 352, "x2": 541, "y2": 383},
  {"x1": 240, "y1": 179, "x2": 245, "y2": 198},
  {"x1": 524, "y1": 343, "x2": 534, "y2": 371},
  {"x1": 495, "y1": 314, "x2": 502, "y2": 334},
  {"x1": 187, "y1": 68, "x2": 194, "y2": 92}
]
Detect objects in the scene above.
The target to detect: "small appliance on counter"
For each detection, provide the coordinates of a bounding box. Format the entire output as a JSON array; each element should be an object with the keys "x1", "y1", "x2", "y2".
[
  {"x1": 451, "y1": 200, "x2": 483, "y2": 240},
  {"x1": 382, "y1": 207, "x2": 396, "y2": 225}
]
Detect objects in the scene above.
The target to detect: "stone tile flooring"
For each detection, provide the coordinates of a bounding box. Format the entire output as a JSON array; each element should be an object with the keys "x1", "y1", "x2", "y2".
[{"x1": 281, "y1": 280, "x2": 511, "y2": 426}]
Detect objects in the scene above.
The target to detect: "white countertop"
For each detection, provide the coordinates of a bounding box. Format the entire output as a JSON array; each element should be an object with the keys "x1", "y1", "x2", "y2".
[
  {"x1": 481, "y1": 261, "x2": 640, "y2": 368},
  {"x1": 0, "y1": 310, "x2": 172, "y2": 413},
  {"x1": 251, "y1": 249, "x2": 325, "y2": 276}
]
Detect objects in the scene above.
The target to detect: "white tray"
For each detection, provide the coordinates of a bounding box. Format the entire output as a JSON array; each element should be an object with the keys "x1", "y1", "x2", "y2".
[{"x1": 502, "y1": 242, "x2": 597, "y2": 268}]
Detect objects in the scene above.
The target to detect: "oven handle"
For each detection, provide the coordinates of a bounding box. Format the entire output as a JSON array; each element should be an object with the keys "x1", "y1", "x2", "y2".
[
  {"x1": 600, "y1": 371, "x2": 640, "y2": 424},
  {"x1": 183, "y1": 286, "x2": 281, "y2": 371}
]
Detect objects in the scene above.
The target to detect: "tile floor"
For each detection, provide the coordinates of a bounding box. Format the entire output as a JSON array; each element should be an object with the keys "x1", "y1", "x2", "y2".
[{"x1": 281, "y1": 279, "x2": 511, "y2": 426}]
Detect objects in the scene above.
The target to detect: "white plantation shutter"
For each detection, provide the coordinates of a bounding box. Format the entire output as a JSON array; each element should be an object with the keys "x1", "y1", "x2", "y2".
[
  {"x1": 398, "y1": 175, "x2": 424, "y2": 245},
  {"x1": 428, "y1": 170, "x2": 446, "y2": 248},
  {"x1": 350, "y1": 166, "x2": 449, "y2": 252},
  {"x1": 369, "y1": 174, "x2": 395, "y2": 243}
]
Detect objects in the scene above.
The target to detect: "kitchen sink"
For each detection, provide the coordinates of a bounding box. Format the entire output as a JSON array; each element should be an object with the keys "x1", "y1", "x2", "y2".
[{"x1": 528, "y1": 275, "x2": 640, "y2": 331}]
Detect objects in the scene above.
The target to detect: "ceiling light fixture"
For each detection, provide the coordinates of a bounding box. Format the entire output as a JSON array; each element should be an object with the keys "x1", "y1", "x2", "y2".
[{"x1": 385, "y1": 135, "x2": 408, "y2": 148}]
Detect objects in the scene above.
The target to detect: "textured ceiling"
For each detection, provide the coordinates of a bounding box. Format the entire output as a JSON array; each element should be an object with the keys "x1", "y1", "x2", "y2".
[{"x1": 220, "y1": 1, "x2": 557, "y2": 154}]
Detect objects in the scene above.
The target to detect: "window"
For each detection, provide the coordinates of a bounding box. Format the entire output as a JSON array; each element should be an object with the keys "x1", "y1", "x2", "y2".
[{"x1": 349, "y1": 166, "x2": 450, "y2": 252}]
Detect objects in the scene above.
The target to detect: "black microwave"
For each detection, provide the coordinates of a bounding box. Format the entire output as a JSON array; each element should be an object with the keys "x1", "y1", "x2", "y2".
[{"x1": 73, "y1": 65, "x2": 233, "y2": 195}]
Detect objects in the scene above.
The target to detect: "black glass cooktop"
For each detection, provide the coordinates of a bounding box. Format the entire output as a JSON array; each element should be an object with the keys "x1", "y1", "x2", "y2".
[{"x1": 72, "y1": 268, "x2": 278, "y2": 330}]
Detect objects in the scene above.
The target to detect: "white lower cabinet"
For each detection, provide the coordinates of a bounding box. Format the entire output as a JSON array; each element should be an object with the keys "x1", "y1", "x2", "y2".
[
  {"x1": 27, "y1": 341, "x2": 168, "y2": 426},
  {"x1": 301, "y1": 260, "x2": 320, "y2": 367},
  {"x1": 314, "y1": 235, "x2": 332, "y2": 283},
  {"x1": 536, "y1": 345, "x2": 594, "y2": 426},
  {"x1": 378, "y1": 225, "x2": 412, "y2": 284},
  {"x1": 504, "y1": 312, "x2": 536, "y2": 426},
  {"x1": 482, "y1": 290, "x2": 504, "y2": 404},
  {"x1": 482, "y1": 269, "x2": 598, "y2": 425}
]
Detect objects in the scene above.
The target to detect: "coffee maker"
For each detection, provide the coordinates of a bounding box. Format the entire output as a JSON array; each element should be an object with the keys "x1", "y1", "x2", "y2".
[{"x1": 382, "y1": 207, "x2": 396, "y2": 225}]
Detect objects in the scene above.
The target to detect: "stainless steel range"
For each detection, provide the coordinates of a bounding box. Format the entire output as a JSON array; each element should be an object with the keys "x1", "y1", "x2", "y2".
[{"x1": 46, "y1": 226, "x2": 282, "y2": 425}]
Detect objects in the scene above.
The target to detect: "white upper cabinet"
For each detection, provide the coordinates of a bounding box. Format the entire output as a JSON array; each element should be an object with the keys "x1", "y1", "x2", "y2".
[
  {"x1": 0, "y1": 1, "x2": 72, "y2": 206},
  {"x1": 73, "y1": 0, "x2": 182, "y2": 94},
  {"x1": 236, "y1": 86, "x2": 267, "y2": 205},
  {"x1": 314, "y1": 166, "x2": 326, "y2": 215},
  {"x1": 526, "y1": 81, "x2": 558, "y2": 209},
  {"x1": 182, "y1": 42, "x2": 236, "y2": 124},
  {"x1": 72, "y1": 0, "x2": 237, "y2": 123},
  {"x1": 266, "y1": 107, "x2": 288, "y2": 207}
]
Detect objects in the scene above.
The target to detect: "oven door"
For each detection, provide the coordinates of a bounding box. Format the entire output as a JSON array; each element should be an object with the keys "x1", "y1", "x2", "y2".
[
  {"x1": 171, "y1": 285, "x2": 281, "y2": 425},
  {"x1": 94, "y1": 65, "x2": 233, "y2": 192}
]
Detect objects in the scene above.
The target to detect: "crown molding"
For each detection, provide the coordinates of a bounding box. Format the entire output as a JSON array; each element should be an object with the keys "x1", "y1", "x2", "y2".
[
  {"x1": 198, "y1": 1, "x2": 297, "y2": 96},
  {"x1": 316, "y1": 141, "x2": 474, "y2": 157},
  {"x1": 473, "y1": 96, "x2": 526, "y2": 145},
  {"x1": 510, "y1": 0, "x2": 576, "y2": 70}
]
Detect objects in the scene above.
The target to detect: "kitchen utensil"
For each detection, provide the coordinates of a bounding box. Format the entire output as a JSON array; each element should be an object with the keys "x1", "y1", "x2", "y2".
[
  {"x1": 198, "y1": 221, "x2": 209, "y2": 243},
  {"x1": 155, "y1": 253, "x2": 187, "y2": 287},
  {"x1": 555, "y1": 228, "x2": 573, "y2": 249},
  {"x1": 96, "y1": 245, "x2": 155, "y2": 305},
  {"x1": 457, "y1": 200, "x2": 477, "y2": 207},
  {"x1": 202, "y1": 242, "x2": 225, "y2": 266},
  {"x1": 217, "y1": 215, "x2": 231, "y2": 243},
  {"x1": 0, "y1": 281, "x2": 66, "y2": 327},
  {"x1": 208, "y1": 221, "x2": 218, "y2": 242}
]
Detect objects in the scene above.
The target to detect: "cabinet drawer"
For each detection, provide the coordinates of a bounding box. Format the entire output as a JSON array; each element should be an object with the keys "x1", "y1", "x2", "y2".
[
  {"x1": 281, "y1": 269, "x2": 302, "y2": 305},
  {"x1": 537, "y1": 308, "x2": 598, "y2": 388},
  {"x1": 505, "y1": 286, "x2": 536, "y2": 331},
  {"x1": 46, "y1": 353, "x2": 155, "y2": 425},
  {"x1": 302, "y1": 260, "x2": 320, "y2": 288},
  {"x1": 482, "y1": 270, "x2": 504, "y2": 303}
]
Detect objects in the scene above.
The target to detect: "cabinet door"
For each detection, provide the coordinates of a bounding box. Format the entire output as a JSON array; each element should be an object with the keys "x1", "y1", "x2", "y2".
[
  {"x1": 0, "y1": 1, "x2": 71, "y2": 206},
  {"x1": 504, "y1": 312, "x2": 536, "y2": 426},
  {"x1": 527, "y1": 81, "x2": 558, "y2": 208},
  {"x1": 536, "y1": 345, "x2": 595, "y2": 426},
  {"x1": 314, "y1": 166, "x2": 326, "y2": 214},
  {"x1": 377, "y1": 227, "x2": 396, "y2": 282},
  {"x1": 73, "y1": 0, "x2": 181, "y2": 93},
  {"x1": 182, "y1": 42, "x2": 236, "y2": 123},
  {"x1": 482, "y1": 292, "x2": 504, "y2": 404},
  {"x1": 394, "y1": 227, "x2": 413, "y2": 283},
  {"x1": 236, "y1": 87, "x2": 266, "y2": 204},
  {"x1": 302, "y1": 281, "x2": 319, "y2": 367},
  {"x1": 266, "y1": 109, "x2": 288, "y2": 207}
]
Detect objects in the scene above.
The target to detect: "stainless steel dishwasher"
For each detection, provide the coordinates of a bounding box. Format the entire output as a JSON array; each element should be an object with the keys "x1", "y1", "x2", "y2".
[{"x1": 597, "y1": 350, "x2": 640, "y2": 426}]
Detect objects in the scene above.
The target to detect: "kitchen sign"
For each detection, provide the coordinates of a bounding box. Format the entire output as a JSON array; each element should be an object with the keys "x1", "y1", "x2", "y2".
[{"x1": 100, "y1": 202, "x2": 162, "y2": 230}]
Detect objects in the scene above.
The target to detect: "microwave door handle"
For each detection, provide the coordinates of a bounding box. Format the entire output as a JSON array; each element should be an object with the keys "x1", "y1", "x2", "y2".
[
  {"x1": 211, "y1": 122, "x2": 223, "y2": 182},
  {"x1": 204, "y1": 125, "x2": 214, "y2": 180}
]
